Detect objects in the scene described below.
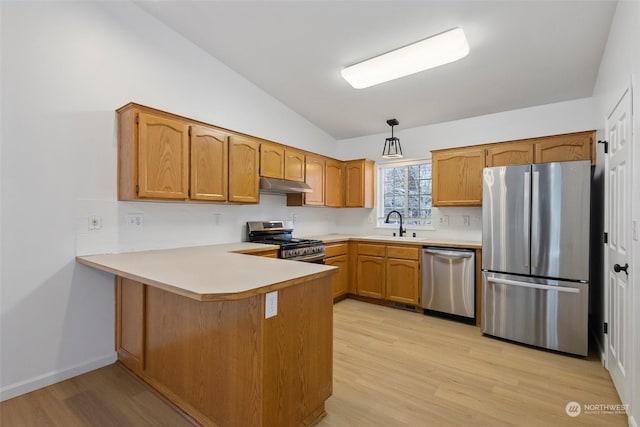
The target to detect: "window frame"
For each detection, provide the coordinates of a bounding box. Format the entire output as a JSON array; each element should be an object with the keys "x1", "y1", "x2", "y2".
[{"x1": 376, "y1": 157, "x2": 434, "y2": 230}]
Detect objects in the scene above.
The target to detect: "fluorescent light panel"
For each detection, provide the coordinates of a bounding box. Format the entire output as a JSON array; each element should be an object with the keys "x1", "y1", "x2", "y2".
[{"x1": 341, "y1": 27, "x2": 469, "y2": 89}]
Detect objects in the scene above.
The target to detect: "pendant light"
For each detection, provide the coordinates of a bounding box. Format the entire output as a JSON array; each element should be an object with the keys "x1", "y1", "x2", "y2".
[{"x1": 382, "y1": 119, "x2": 403, "y2": 159}]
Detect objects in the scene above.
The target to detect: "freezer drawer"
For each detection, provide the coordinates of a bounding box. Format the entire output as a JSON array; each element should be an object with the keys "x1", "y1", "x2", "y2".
[
  {"x1": 481, "y1": 272, "x2": 588, "y2": 356},
  {"x1": 422, "y1": 247, "x2": 475, "y2": 320}
]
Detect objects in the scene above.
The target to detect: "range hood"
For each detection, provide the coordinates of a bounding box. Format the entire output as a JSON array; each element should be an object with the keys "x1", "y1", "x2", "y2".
[{"x1": 259, "y1": 177, "x2": 312, "y2": 194}]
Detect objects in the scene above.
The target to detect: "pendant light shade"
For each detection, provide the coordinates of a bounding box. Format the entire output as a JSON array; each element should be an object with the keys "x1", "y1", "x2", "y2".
[{"x1": 382, "y1": 119, "x2": 403, "y2": 159}]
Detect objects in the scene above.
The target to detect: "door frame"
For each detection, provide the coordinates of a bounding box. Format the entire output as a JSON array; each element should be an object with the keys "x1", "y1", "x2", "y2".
[
  {"x1": 630, "y1": 73, "x2": 640, "y2": 427},
  {"x1": 604, "y1": 75, "x2": 638, "y2": 426}
]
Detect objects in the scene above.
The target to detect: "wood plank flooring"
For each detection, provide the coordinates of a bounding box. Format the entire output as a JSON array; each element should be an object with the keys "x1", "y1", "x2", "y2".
[{"x1": 1, "y1": 299, "x2": 626, "y2": 426}]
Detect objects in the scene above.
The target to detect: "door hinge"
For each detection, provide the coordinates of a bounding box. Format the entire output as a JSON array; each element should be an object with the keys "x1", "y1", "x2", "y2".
[
  {"x1": 604, "y1": 322, "x2": 608, "y2": 334},
  {"x1": 135, "y1": 114, "x2": 139, "y2": 125},
  {"x1": 188, "y1": 127, "x2": 191, "y2": 137},
  {"x1": 598, "y1": 140, "x2": 608, "y2": 154},
  {"x1": 604, "y1": 232, "x2": 608, "y2": 244},
  {"x1": 135, "y1": 185, "x2": 139, "y2": 194}
]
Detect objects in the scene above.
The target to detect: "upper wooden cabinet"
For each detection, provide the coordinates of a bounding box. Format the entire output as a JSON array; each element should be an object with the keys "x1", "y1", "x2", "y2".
[
  {"x1": 303, "y1": 154, "x2": 325, "y2": 205},
  {"x1": 344, "y1": 159, "x2": 375, "y2": 208},
  {"x1": 190, "y1": 125, "x2": 228, "y2": 201},
  {"x1": 284, "y1": 149, "x2": 305, "y2": 182},
  {"x1": 119, "y1": 107, "x2": 190, "y2": 200},
  {"x1": 432, "y1": 146, "x2": 485, "y2": 207},
  {"x1": 118, "y1": 103, "x2": 259, "y2": 204},
  {"x1": 259, "y1": 142, "x2": 285, "y2": 179},
  {"x1": 228, "y1": 135, "x2": 260, "y2": 203},
  {"x1": 260, "y1": 143, "x2": 305, "y2": 183},
  {"x1": 486, "y1": 130, "x2": 595, "y2": 167},
  {"x1": 485, "y1": 141, "x2": 534, "y2": 167},
  {"x1": 533, "y1": 131, "x2": 594, "y2": 164},
  {"x1": 325, "y1": 159, "x2": 344, "y2": 207},
  {"x1": 288, "y1": 154, "x2": 325, "y2": 206},
  {"x1": 432, "y1": 130, "x2": 595, "y2": 207}
]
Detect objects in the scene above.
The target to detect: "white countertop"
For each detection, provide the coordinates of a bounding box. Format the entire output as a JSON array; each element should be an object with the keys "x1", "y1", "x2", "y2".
[
  {"x1": 305, "y1": 233, "x2": 482, "y2": 248},
  {"x1": 77, "y1": 243, "x2": 336, "y2": 301}
]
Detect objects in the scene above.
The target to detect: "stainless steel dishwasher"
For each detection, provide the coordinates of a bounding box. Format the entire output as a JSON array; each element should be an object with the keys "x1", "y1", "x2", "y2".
[{"x1": 422, "y1": 247, "x2": 475, "y2": 323}]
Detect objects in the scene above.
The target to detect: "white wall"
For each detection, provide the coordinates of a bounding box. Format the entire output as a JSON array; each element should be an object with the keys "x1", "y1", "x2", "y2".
[
  {"x1": 591, "y1": 1, "x2": 640, "y2": 425},
  {"x1": 333, "y1": 98, "x2": 595, "y2": 239},
  {"x1": 0, "y1": 0, "x2": 612, "y2": 404},
  {"x1": 0, "y1": 1, "x2": 339, "y2": 401}
]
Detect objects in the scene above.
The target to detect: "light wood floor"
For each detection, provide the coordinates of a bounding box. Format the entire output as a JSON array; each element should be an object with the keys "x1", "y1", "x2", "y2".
[{"x1": 1, "y1": 299, "x2": 626, "y2": 426}]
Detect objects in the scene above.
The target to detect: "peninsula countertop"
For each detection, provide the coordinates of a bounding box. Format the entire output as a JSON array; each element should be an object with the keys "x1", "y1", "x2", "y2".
[{"x1": 76, "y1": 243, "x2": 337, "y2": 301}]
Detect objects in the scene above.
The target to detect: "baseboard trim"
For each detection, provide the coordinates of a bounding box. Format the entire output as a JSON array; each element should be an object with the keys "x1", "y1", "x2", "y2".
[{"x1": 0, "y1": 352, "x2": 117, "y2": 402}]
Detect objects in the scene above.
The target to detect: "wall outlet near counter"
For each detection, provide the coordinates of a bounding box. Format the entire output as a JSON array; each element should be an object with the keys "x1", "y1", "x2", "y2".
[
  {"x1": 88, "y1": 214, "x2": 102, "y2": 230},
  {"x1": 463, "y1": 215, "x2": 470, "y2": 227},
  {"x1": 125, "y1": 213, "x2": 144, "y2": 229},
  {"x1": 439, "y1": 215, "x2": 449, "y2": 225}
]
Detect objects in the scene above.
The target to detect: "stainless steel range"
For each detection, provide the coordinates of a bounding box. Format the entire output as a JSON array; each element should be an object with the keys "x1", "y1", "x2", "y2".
[{"x1": 246, "y1": 221, "x2": 325, "y2": 263}]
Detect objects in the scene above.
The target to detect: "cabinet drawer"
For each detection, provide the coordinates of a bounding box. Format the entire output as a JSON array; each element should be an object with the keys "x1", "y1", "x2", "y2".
[
  {"x1": 386, "y1": 245, "x2": 420, "y2": 260},
  {"x1": 325, "y1": 243, "x2": 348, "y2": 257},
  {"x1": 357, "y1": 244, "x2": 386, "y2": 257}
]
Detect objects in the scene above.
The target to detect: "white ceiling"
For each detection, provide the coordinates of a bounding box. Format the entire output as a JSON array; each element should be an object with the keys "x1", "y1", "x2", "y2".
[{"x1": 135, "y1": 1, "x2": 617, "y2": 140}]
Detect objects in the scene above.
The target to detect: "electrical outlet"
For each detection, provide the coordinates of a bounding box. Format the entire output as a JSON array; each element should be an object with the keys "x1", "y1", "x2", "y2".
[
  {"x1": 265, "y1": 291, "x2": 278, "y2": 319},
  {"x1": 439, "y1": 215, "x2": 449, "y2": 225},
  {"x1": 213, "y1": 213, "x2": 221, "y2": 226},
  {"x1": 292, "y1": 214, "x2": 297, "y2": 223},
  {"x1": 126, "y1": 213, "x2": 144, "y2": 229},
  {"x1": 463, "y1": 215, "x2": 470, "y2": 227},
  {"x1": 88, "y1": 214, "x2": 102, "y2": 230}
]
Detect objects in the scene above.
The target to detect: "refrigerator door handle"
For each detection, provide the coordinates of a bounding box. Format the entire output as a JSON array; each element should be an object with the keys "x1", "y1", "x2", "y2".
[
  {"x1": 531, "y1": 170, "x2": 540, "y2": 268},
  {"x1": 523, "y1": 171, "x2": 530, "y2": 268},
  {"x1": 486, "y1": 277, "x2": 580, "y2": 294}
]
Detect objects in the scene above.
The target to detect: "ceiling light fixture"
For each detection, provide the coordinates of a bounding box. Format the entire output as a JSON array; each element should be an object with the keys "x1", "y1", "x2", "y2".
[
  {"x1": 341, "y1": 27, "x2": 470, "y2": 89},
  {"x1": 382, "y1": 119, "x2": 403, "y2": 159}
]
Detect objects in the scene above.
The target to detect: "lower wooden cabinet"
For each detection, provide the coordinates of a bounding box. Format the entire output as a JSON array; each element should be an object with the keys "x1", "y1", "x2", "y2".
[
  {"x1": 116, "y1": 277, "x2": 145, "y2": 375},
  {"x1": 355, "y1": 243, "x2": 420, "y2": 305},
  {"x1": 325, "y1": 243, "x2": 349, "y2": 298},
  {"x1": 385, "y1": 246, "x2": 420, "y2": 305}
]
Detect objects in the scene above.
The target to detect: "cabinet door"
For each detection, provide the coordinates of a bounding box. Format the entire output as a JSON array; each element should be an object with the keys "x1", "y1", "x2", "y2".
[
  {"x1": 228, "y1": 135, "x2": 260, "y2": 203},
  {"x1": 357, "y1": 255, "x2": 385, "y2": 299},
  {"x1": 116, "y1": 277, "x2": 145, "y2": 375},
  {"x1": 190, "y1": 126, "x2": 228, "y2": 201},
  {"x1": 326, "y1": 254, "x2": 349, "y2": 298},
  {"x1": 432, "y1": 147, "x2": 484, "y2": 206},
  {"x1": 534, "y1": 131, "x2": 594, "y2": 164},
  {"x1": 485, "y1": 141, "x2": 534, "y2": 167},
  {"x1": 325, "y1": 159, "x2": 344, "y2": 207},
  {"x1": 137, "y1": 112, "x2": 189, "y2": 199},
  {"x1": 284, "y1": 149, "x2": 305, "y2": 182},
  {"x1": 304, "y1": 155, "x2": 325, "y2": 205},
  {"x1": 386, "y1": 258, "x2": 420, "y2": 305},
  {"x1": 260, "y1": 142, "x2": 285, "y2": 179},
  {"x1": 344, "y1": 159, "x2": 374, "y2": 208}
]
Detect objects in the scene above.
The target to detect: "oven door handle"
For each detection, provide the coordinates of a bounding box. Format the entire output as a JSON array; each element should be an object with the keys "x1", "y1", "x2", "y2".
[{"x1": 287, "y1": 253, "x2": 326, "y2": 263}]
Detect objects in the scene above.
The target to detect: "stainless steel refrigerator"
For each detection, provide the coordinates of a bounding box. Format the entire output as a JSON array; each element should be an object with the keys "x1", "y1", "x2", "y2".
[{"x1": 482, "y1": 160, "x2": 591, "y2": 356}]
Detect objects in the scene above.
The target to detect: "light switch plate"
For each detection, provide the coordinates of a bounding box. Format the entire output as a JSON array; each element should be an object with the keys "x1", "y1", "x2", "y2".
[{"x1": 265, "y1": 291, "x2": 278, "y2": 319}]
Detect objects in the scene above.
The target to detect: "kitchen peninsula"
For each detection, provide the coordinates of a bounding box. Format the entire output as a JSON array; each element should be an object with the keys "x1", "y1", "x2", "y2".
[{"x1": 76, "y1": 244, "x2": 337, "y2": 427}]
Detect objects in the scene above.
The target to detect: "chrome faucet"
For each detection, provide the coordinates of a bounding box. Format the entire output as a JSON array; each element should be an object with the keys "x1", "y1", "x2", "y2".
[{"x1": 385, "y1": 210, "x2": 405, "y2": 237}]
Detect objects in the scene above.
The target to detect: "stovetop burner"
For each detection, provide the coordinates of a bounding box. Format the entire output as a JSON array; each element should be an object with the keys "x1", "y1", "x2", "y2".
[{"x1": 246, "y1": 221, "x2": 325, "y2": 262}]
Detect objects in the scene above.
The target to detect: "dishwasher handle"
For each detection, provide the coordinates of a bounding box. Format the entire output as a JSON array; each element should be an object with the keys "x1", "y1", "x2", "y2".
[{"x1": 423, "y1": 248, "x2": 474, "y2": 259}]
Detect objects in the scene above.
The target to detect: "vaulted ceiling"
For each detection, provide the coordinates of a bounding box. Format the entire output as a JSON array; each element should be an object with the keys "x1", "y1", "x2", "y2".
[{"x1": 136, "y1": 1, "x2": 616, "y2": 139}]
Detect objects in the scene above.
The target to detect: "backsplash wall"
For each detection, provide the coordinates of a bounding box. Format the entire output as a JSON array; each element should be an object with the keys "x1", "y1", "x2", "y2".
[{"x1": 76, "y1": 195, "x2": 339, "y2": 255}]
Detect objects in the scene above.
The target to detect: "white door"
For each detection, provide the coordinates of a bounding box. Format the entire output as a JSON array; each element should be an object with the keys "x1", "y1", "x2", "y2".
[{"x1": 605, "y1": 86, "x2": 632, "y2": 406}]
